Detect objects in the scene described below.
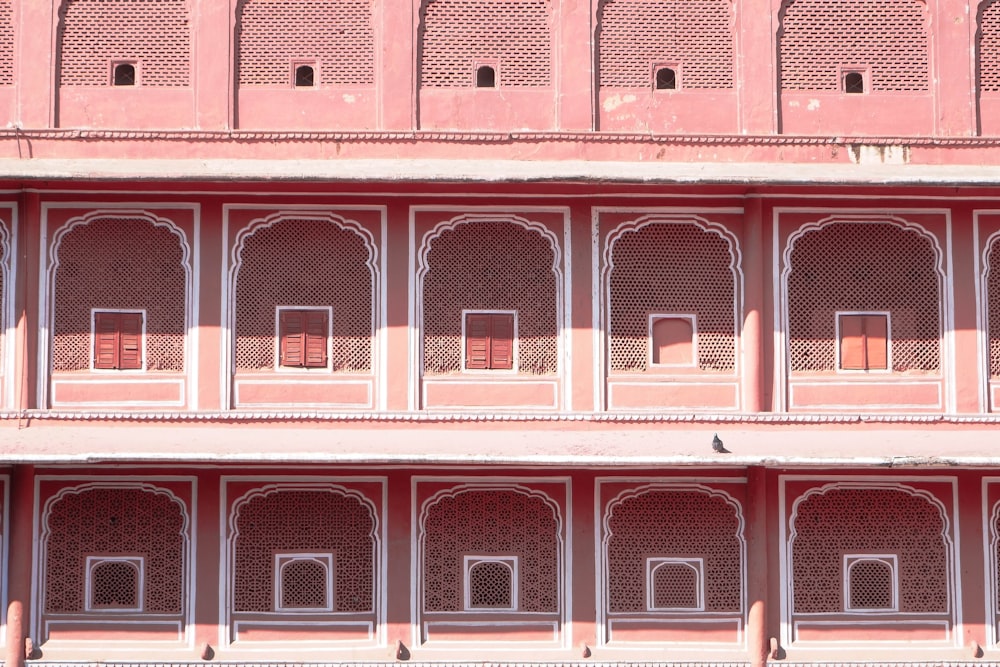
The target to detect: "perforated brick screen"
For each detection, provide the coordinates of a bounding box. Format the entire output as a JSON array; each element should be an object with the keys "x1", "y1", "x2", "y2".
[
  {"x1": 787, "y1": 222, "x2": 940, "y2": 373},
  {"x1": 233, "y1": 489, "x2": 374, "y2": 613},
  {"x1": 986, "y1": 238, "x2": 1000, "y2": 377},
  {"x1": 44, "y1": 487, "x2": 185, "y2": 614},
  {"x1": 849, "y1": 559, "x2": 893, "y2": 609},
  {"x1": 791, "y1": 487, "x2": 948, "y2": 614},
  {"x1": 608, "y1": 222, "x2": 736, "y2": 372},
  {"x1": 281, "y1": 559, "x2": 328, "y2": 609},
  {"x1": 422, "y1": 221, "x2": 558, "y2": 375},
  {"x1": 91, "y1": 561, "x2": 139, "y2": 609},
  {"x1": 981, "y1": 2, "x2": 1000, "y2": 92},
  {"x1": 419, "y1": 0, "x2": 552, "y2": 87},
  {"x1": 58, "y1": 0, "x2": 190, "y2": 86},
  {"x1": 651, "y1": 562, "x2": 699, "y2": 608},
  {"x1": 423, "y1": 489, "x2": 559, "y2": 612},
  {"x1": 778, "y1": 0, "x2": 930, "y2": 92},
  {"x1": 469, "y1": 561, "x2": 513, "y2": 608},
  {"x1": 52, "y1": 216, "x2": 186, "y2": 372},
  {"x1": 0, "y1": 2, "x2": 13, "y2": 86},
  {"x1": 606, "y1": 489, "x2": 741, "y2": 613},
  {"x1": 597, "y1": 0, "x2": 734, "y2": 89},
  {"x1": 234, "y1": 218, "x2": 373, "y2": 373},
  {"x1": 237, "y1": 0, "x2": 375, "y2": 86}
]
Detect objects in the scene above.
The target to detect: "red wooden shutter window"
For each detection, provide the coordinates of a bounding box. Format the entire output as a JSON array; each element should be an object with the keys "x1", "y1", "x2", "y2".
[
  {"x1": 279, "y1": 310, "x2": 328, "y2": 368},
  {"x1": 93, "y1": 312, "x2": 143, "y2": 370},
  {"x1": 839, "y1": 314, "x2": 888, "y2": 371},
  {"x1": 465, "y1": 313, "x2": 514, "y2": 370}
]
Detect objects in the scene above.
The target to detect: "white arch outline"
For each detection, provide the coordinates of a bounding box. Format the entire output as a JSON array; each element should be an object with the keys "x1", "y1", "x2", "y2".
[
  {"x1": 598, "y1": 483, "x2": 747, "y2": 646},
  {"x1": 44, "y1": 209, "x2": 193, "y2": 406},
  {"x1": 227, "y1": 211, "x2": 379, "y2": 384},
  {"x1": 415, "y1": 213, "x2": 564, "y2": 382},
  {"x1": 225, "y1": 483, "x2": 382, "y2": 642},
  {"x1": 980, "y1": 229, "x2": 1000, "y2": 407},
  {"x1": 416, "y1": 483, "x2": 566, "y2": 626},
  {"x1": 779, "y1": 214, "x2": 948, "y2": 409},
  {"x1": 36, "y1": 481, "x2": 192, "y2": 640},
  {"x1": 786, "y1": 482, "x2": 955, "y2": 621},
  {"x1": 602, "y1": 214, "x2": 743, "y2": 382}
]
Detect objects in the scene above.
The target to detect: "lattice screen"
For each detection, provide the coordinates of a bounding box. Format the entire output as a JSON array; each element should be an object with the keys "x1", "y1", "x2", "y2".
[
  {"x1": 848, "y1": 559, "x2": 893, "y2": 609},
  {"x1": 422, "y1": 221, "x2": 558, "y2": 375},
  {"x1": 234, "y1": 218, "x2": 373, "y2": 372},
  {"x1": 423, "y1": 489, "x2": 559, "y2": 612},
  {"x1": 987, "y1": 238, "x2": 1000, "y2": 376},
  {"x1": 469, "y1": 560, "x2": 513, "y2": 608},
  {"x1": 52, "y1": 217, "x2": 186, "y2": 372},
  {"x1": 778, "y1": 0, "x2": 930, "y2": 92},
  {"x1": 280, "y1": 559, "x2": 328, "y2": 609},
  {"x1": 606, "y1": 489, "x2": 742, "y2": 613},
  {"x1": 237, "y1": 0, "x2": 375, "y2": 86},
  {"x1": 791, "y1": 487, "x2": 948, "y2": 613},
  {"x1": 982, "y1": 2, "x2": 1000, "y2": 92},
  {"x1": 233, "y1": 489, "x2": 375, "y2": 613},
  {"x1": 58, "y1": 0, "x2": 190, "y2": 86},
  {"x1": 419, "y1": 0, "x2": 552, "y2": 87},
  {"x1": 44, "y1": 487, "x2": 185, "y2": 613},
  {"x1": 597, "y1": 0, "x2": 734, "y2": 89},
  {"x1": 608, "y1": 222, "x2": 736, "y2": 372},
  {"x1": 0, "y1": 1, "x2": 13, "y2": 85},
  {"x1": 787, "y1": 222, "x2": 940, "y2": 373}
]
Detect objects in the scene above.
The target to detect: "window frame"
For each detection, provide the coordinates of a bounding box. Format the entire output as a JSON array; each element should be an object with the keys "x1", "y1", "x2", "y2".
[
  {"x1": 652, "y1": 62, "x2": 681, "y2": 91},
  {"x1": 645, "y1": 556, "x2": 705, "y2": 612},
  {"x1": 463, "y1": 555, "x2": 519, "y2": 611},
  {"x1": 473, "y1": 60, "x2": 500, "y2": 88},
  {"x1": 839, "y1": 65, "x2": 870, "y2": 95},
  {"x1": 291, "y1": 59, "x2": 319, "y2": 88},
  {"x1": 110, "y1": 60, "x2": 139, "y2": 87},
  {"x1": 836, "y1": 311, "x2": 891, "y2": 373},
  {"x1": 90, "y1": 309, "x2": 146, "y2": 372},
  {"x1": 274, "y1": 306, "x2": 333, "y2": 372},
  {"x1": 274, "y1": 552, "x2": 335, "y2": 613},
  {"x1": 843, "y1": 554, "x2": 899, "y2": 613},
  {"x1": 648, "y1": 313, "x2": 698, "y2": 369},
  {"x1": 85, "y1": 555, "x2": 145, "y2": 612},
  {"x1": 461, "y1": 309, "x2": 518, "y2": 373}
]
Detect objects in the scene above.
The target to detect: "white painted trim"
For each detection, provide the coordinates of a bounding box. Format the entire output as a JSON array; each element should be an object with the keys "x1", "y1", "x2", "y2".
[
  {"x1": 40, "y1": 204, "x2": 197, "y2": 410},
  {"x1": 225, "y1": 208, "x2": 381, "y2": 409},
  {"x1": 463, "y1": 555, "x2": 518, "y2": 611},
  {"x1": 776, "y1": 209, "x2": 950, "y2": 413},
  {"x1": 0, "y1": 204, "x2": 15, "y2": 411},
  {"x1": 232, "y1": 620, "x2": 374, "y2": 643},
  {"x1": 84, "y1": 555, "x2": 145, "y2": 612},
  {"x1": 233, "y1": 377, "x2": 374, "y2": 410},
  {"x1": 842, "y1": 554, "x2": 899, "y2": 613},
  {"x1": 646, "y1": 557, "x2": 705, "y2": 611},
  {"x1": 0, "y1": 474, "x2": 9, "y2": 647},
  {"x1": 274, "y1": 553, "x2": 334, "y2": 613},
  {"x1": 975, "y1": 210, "x2": 1000, "y2": 413},
  {"x1": 787, "y1": 379, "x2": 942, "y2": 411},
  {"x1": 50, "y1": 377, "x2": 186, "y2": 408}
]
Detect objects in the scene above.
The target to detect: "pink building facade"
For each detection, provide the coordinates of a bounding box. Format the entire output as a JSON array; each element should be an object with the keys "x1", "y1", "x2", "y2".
[{"x1": 3, "y1": 1, "x2": 1000, "y2": 666}]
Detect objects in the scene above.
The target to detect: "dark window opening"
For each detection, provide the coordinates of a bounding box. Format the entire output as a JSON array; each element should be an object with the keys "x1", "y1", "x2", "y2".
[
  {"x1": 476, "y1": 65, "x2": 496, "y2": 88},
  {"x1": 295, "y1": 65, "x2": 315, "y2": 87},
  {"x1": 844, "y1": 71, "x2": 865, "y2": 94},
  {"x1": 655, "y1": 67, "x2": 677, "y2": 90},
  {"x1": 113, "y1": 63, "x2": 136, "y2": 87}
]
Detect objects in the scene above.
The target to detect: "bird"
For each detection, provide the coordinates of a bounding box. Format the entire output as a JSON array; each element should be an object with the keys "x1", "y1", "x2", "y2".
[{"x1": 712, "y1": 433, "x2": 730, "y2": 454}]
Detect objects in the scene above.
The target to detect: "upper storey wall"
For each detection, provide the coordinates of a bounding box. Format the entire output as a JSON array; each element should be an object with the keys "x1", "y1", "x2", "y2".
[{"x1": 0, "y1": 0, "x2": 992, "y2": 136}]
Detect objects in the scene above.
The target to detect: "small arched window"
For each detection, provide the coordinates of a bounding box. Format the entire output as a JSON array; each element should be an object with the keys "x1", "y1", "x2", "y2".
[
  {"x1": 843, "y1": 71, "x2": 865, "y2": 94},
  {"x1": 476, "y1": 65, "x2": 497, "y2": 88},
  {"x1": 295, "y1": 64, "x2": 315, "y2": 88},
  {"x1": 113, "y1": 62, "x2": 136, "y2": 86},
  {"x1": 655, "y1": 67, "x2": 677, "y2": 90}
]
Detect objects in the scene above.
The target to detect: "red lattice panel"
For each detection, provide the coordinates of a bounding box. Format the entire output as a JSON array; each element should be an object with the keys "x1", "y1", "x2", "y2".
[
  {"x1": 235, "y1": 218, "x2": 373, "y2": 372},
  {"x1": 0, "y1": 2, "x2": 14, "y2": 86},
  {"x1": 469, "y1": 561, "x2": 513, "y2": 608},
  {"x1": 44, "y1": 487, "x2": 185, "y2": 614},
  {"x1": 91, "y1": 561, "x2": 139, "y2": 608},
  {"x1": 423, "y1": 490, "x2": 559, "y2": 612},
  {"x1": 233, "y1": 489, "x2": 375, "y2": 613},
  {"x1": 609, "y1": 222, "x2": 736, "y2": 372},
  {"x1": 778, "y1": 0, "x2": 930, "y2": 92},
  {"x1": 597, "y1": 0, "x2": 734, "y2": 89},
  {"x1": 987, "y1": 238, "x2": 1000, "y2": 376},
  {"x1": 58, "y1": 0, "x2": 190, "y2": 86},
  {"x1": 791, "y1": 487, "x2": 948, "y2": 614},
  {"x1": 237, "y1": 0, "x2": 375, "y2": 86},
  {"x1": 982, "y1": 2, "x2": 1000, "y2": 92},
  {"x1": 419, "y1": 0, "x2": 552, "y2": 87},
  {"x1": 53, "y1": 217, "x2": 186, "y2": 372},
  {"x1": 606, "y1": 489, "x2": 742, "y2": 612},
  {"x1": 787, "y1": 222, "x2": 940, "y2": 373},
  {"x1": 849, "y1": 559, "x2": 893, "y2": 609},
  {"x1": 422, "y1": 221, "x2": 558, "y2": 375},
  {"x1": 281, "y1": 560, "x2": 327, "y2": 609}
]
